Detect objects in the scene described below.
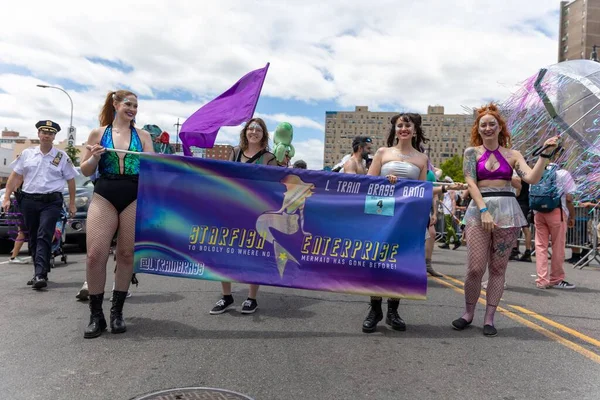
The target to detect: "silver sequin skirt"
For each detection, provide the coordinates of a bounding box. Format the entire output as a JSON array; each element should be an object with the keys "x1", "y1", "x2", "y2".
[{"x1": 464, "y1": 186, "x2": 527, "y2": 229}]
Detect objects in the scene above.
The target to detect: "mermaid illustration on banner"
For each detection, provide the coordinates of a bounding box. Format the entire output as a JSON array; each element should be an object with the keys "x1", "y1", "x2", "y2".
[{"x1": 256, "y1": 174, "x2": 315, "y2": 277}]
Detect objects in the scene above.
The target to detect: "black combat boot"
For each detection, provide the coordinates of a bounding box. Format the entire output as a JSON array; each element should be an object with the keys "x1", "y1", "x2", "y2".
[
  {"x1": 386, "y1": 299, "x2": 406, "y2": 331},
  {"x1": 362, "y1": 298, "x2": 383, "y2": 333},
  {"x1": 84, "y1": 293, "x2": 107, "y2": 339},
  {"x1": 110, "y1": 290, "x2": 128, "y2": 334}
]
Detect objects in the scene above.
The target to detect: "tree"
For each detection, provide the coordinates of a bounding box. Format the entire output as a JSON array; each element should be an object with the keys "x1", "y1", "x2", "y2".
[
  {"x1": 65, "y1": 144, "x2": 81, "y2": 166},
  {"x1": 439, "y1": 154, "x2": 464, "y2": 183}
]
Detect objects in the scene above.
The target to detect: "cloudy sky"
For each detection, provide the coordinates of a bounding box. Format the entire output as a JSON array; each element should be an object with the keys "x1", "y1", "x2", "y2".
[{"x1": 1, "y1": 0, "x2": 560, "y2": 169}]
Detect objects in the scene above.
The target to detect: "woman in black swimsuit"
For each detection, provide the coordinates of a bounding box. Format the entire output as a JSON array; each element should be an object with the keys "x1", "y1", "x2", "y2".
[{"x1": 79, "y1": 90, "x2": 154, "y2": 338}]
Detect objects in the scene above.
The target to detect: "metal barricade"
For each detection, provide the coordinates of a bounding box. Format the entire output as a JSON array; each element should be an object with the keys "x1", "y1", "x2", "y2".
[
  {"x1": 435, "y1": 200, "x2": 465, "y2": 245},
  {"x1": 572, "y1": 207, "x2": 600, "y2": 269},
  {"x1": 516, "y1": 206, "x2": 598, "y2": 268},
  {"x1": 439, "y1": 201, "x2": 600, "y2": 269}
]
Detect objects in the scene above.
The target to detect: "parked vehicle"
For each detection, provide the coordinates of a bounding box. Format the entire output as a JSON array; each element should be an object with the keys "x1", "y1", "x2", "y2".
[
  {"x1": 63, "y1": 167, "x2": 94, "y2": 251},
  {"x1": 0, "y1": 188, "x2": 16, "y2": 254}
]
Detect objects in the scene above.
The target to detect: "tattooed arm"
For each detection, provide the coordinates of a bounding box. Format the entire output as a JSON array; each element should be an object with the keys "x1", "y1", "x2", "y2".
[
  {"x1": 463, "y1": 147, "x2": 487, "y2": 211},
  {"x1": 512, "y1": 150, "x2": 550, "y2": 185},
  {"x1": 512, "y1": 136, "x2": 560, "y2": 184}
]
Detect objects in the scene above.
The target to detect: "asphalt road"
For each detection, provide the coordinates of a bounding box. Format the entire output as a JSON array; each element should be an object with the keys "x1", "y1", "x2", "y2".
[{"x1": 1, "y1": 245, "x2": 599, "y2": 400}]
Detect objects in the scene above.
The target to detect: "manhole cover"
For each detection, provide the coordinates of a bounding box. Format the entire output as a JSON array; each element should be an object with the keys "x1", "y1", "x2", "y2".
[{"x1": 132, "y1": 387, "x2": 255, "y2": 400}]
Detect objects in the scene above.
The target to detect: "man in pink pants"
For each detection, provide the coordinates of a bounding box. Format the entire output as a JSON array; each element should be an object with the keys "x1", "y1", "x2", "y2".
[{"x1": 533, "y1": 163, "x2": 576, "y2": 289}]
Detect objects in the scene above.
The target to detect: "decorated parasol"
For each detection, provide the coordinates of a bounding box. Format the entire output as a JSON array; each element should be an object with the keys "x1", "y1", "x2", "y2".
[{"x1": 504, "y1": 59, "x2": 600, "y2": 200}]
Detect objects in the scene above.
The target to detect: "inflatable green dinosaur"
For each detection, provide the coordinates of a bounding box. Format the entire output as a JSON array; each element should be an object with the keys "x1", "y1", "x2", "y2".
[{"x1": 273, "y1": 122, "x2": 295, "y2": 164}]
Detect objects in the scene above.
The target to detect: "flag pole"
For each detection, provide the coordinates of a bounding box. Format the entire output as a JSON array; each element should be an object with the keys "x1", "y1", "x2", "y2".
[{"x1": 250, "y1": 62, "x2": 270, "y2": 117}]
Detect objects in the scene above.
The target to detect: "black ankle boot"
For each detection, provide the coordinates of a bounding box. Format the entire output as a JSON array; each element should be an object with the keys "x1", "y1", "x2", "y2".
[
  {"x1": 362, "y1": 298, "x2": 383, "y2": 333},
  {"x1": 84, "y1": 293, "x2": 107, "y2": 339},
  {"x1": 110, "y1": 290, "x2": 128, "y2": 334},
  {"x1": 386, "y1": 299, "x2": 406, "y2": 331},
  {"x1": 509, "y1": 248, "x2": 520, "y2": 261},
  {"x1": 519, "y1": 249, "x2": 532, "y2": 262}
]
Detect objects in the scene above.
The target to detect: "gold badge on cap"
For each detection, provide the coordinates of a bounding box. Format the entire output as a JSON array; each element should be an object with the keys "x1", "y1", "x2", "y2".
[{"x1": 46, "y1": 121, "x2": 52, "y2": 126}]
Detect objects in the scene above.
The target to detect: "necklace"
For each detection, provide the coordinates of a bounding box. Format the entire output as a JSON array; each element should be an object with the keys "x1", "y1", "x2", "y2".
[{"x1": 392, "y1": 148, "x2": 417, "y2": 159}]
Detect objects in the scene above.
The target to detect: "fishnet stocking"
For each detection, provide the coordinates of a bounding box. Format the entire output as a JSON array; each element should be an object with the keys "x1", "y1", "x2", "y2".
[
  {"x1": 114, "y1": 200, "x2": 137, "y2": 292},
  {"x1": 462, "y1": 225, "x2": 519, "y2": 323},
  {"x1": 86, "y1": 194, "x2": 119, "y2": 294}
]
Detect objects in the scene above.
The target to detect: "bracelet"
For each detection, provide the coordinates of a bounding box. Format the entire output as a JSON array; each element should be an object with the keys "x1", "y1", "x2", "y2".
[
  {"x1": 479, "y1": 207, "x2": 488, "y2": 213},
  {"x1": 540, "y1": 153, "x2": 552, "y2": 159}
]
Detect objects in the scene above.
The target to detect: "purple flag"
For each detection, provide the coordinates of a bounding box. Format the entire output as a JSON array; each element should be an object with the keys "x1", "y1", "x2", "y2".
[{"x1": 179, "y1": 63, "x2": 270, "y2": 155}]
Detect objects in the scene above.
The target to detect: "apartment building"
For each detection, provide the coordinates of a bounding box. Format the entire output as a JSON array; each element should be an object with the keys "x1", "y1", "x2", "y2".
[
  {"x1": 323, "y1": 106, "x2": 473, "y2": 169},
  {"x1": 559, "y1": 0, "x2": 600, "y2": 61}
]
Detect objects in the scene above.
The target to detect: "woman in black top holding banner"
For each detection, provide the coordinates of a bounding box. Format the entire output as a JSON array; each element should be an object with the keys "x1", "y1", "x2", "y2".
[{"x1": 209, "y1": 118, "x2": 278, "y2": 315}]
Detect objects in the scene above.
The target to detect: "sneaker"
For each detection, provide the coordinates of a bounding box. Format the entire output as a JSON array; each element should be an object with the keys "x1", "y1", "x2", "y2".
[
  {"x1": 438, "y1": 243, "x2": 450, "y2": 249},
  {"x1": 210, "y1": 296, "x2": 234, "y2": 315},
  {"x1": 9, "y1": 256, "x2": 28, "y2": 264},
  {"x1": 536, "y1": 283, "x2": 551, "y2": 289},
  {"x1": 76, "y1": 282, "x2": 89, "y2": 300},
  {"x1": 553, "y1": 280, "x2": 576, "y2": 290},
  {"x1": 241, "y1": 298, "x2": 258, "y2": 314}
]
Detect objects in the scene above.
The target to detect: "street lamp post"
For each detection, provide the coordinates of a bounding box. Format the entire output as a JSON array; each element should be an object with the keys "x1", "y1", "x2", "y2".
[{"x1": 36, "y1": 84, "x2": 75, "y2": 145}]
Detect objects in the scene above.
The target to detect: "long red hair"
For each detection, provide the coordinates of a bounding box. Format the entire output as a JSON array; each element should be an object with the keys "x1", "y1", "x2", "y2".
[{"x1": 470, "y1": 103, "x2": 511, "y2": 148}]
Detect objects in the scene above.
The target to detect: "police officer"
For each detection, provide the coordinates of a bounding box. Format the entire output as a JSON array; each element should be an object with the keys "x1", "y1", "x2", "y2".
[{"x1": 3, "y1": 120, "x2": 78, "y2": 289}]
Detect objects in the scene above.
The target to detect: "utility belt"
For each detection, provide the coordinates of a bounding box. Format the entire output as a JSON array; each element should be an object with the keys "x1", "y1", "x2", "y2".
[
  {"x1": 481, "y1": 191, "x2": 515, "y2": 198},
  {"x1": 21, "y1": 191, "x2": 63, "y2": 203}
]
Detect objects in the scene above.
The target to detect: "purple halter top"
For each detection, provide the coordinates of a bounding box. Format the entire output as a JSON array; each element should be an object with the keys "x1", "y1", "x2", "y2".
[{"x1": 476, "y1": 146, "x2": 513, "y2": 181}]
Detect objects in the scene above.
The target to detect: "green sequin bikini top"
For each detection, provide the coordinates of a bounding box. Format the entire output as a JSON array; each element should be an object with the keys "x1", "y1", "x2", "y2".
[{"x1": 98, "y1": 125, "x2": 143, "y2": 176}]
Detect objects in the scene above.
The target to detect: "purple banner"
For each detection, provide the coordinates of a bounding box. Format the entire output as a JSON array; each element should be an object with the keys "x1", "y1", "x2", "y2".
[{"x1": 134, "y1": 154, "x2": 432, "y2": 299}]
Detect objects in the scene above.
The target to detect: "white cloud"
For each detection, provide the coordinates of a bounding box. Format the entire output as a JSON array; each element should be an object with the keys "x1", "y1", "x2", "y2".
[
  {"x1": 255, "y1": 113, "x2": 324, "y2": 131},
  {"x1": 0, "y1": 0, "x2": 563, "y2": 170},
  {"x1": 289, "y1": 139, "x2": 324, "y2": 171}
]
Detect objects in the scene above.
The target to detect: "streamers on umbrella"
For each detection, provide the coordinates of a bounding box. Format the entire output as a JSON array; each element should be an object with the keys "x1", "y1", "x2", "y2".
[{"x1": 503, "y1": 59, "x2": 600, "y2": 200}]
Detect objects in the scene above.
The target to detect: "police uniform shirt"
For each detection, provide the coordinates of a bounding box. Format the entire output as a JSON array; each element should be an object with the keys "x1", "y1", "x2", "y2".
[{"x1": 10, "y1": 146, "x2": 79, "y2": 194}]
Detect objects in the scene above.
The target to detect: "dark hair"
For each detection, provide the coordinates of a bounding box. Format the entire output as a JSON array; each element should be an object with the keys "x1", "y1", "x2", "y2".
[
  {"x1": 293, "y1": 160, "x2": 307, "y2": 169},
  {"x1": 99, "y1": 90, "x2": 137, "y2": 127},
  {"x1": 239, "y1": 118, "x2": 270, "y2": 151},
  {"x1": 352, "y1": 136, "x2": 372, "y2": 152},
  {"x1": 386, "y1": 113, "x2": 429, "y2": 151}
]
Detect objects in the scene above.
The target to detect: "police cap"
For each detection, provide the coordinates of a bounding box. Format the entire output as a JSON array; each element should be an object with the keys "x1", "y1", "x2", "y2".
[{"x1": 35, "y1": 120, "x2": 61, "y2": 134}]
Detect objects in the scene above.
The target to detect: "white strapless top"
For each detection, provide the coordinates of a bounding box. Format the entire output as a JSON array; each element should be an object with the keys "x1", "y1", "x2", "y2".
[{"x1": 380, "y1": 161, "x2": 420, "y2": 180}]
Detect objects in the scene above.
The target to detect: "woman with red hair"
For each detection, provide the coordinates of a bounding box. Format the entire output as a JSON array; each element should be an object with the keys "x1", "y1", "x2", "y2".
[{"x1": 451, "y1": 103, "x2": 558, "y2": 336}]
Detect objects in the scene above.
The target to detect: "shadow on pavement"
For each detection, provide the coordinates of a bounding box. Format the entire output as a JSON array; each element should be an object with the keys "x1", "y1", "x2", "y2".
[
  {"x1": 46, "y1": 281, "x2": 86, "y2": 289},
  {"x1": 504, "y1": 286, "x2": 559, "y2": 297},
  {"x1": 120, "y1": 318, "x2": 364, "y2": 340},
  {"x1": 126, "y1": 293, "x2": 186, "y2": 304}
]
